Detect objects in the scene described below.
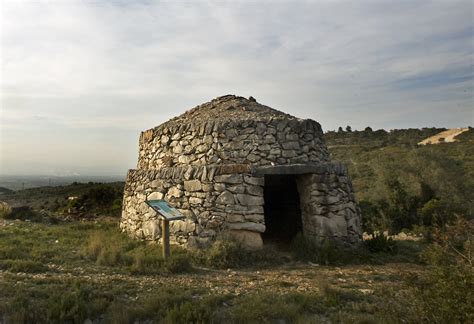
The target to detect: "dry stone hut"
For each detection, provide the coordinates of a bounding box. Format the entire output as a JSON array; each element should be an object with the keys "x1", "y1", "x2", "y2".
[{"x1": 121, "y1": 95, "x2": 361, "y2": 249}]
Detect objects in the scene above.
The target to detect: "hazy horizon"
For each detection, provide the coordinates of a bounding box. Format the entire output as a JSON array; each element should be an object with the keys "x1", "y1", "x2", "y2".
[{"x1": 1, "y1": 0, "x2": 473, "y2": 176}]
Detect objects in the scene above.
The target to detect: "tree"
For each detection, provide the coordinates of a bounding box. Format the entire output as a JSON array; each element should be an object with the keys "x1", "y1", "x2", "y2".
[
  {"x1": 337, "y1": 126, "x2": 344, "y2": 133},
  {"x1": 364, "y1": 126, "x2": 373, "y2": 132},
  {"x1": 345, "y1": 125, "x2": 352, "y2": 132}
]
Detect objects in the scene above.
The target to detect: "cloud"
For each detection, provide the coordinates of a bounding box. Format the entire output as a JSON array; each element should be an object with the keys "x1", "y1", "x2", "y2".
[{"x1": 1, "y1": 0, "x2": 473, "y2": 175}]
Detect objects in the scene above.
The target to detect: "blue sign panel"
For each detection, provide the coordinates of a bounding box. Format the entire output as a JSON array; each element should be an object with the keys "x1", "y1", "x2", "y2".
[{"x1": 146, "y1": 200, "x2": 186, "y2": 221}]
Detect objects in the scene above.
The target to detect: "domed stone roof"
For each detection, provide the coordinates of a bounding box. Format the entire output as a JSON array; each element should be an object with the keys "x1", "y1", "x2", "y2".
[
  {"x1": 138, "y1": 95, "x2": 329, "y2": 169},
  {"x1": 160, "y1": 95, "x2": 298, "y2": 129}
]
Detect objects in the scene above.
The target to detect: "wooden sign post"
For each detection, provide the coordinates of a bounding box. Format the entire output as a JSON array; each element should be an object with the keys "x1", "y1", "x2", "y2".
[
  {"x1": 146, "y1": 199, "x2": 186, "y2": 259},
  {"x1": 161, "y1": 218, "x2": 170, "y2": 259}
]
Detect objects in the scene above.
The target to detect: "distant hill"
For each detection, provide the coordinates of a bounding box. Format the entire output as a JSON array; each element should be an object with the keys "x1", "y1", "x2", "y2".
[
  {"x1": 418, "y1": 128, "x2": 470, "y2": 145},
  {"x1": 0, "y1": 187, "x2": 13, "y2": 194},
  {"x1": 0, "y1": 182, "x2": 124, "y2": 217}
]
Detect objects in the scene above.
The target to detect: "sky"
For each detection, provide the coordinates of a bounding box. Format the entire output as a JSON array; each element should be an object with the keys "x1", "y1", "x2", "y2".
[{"x1": 0, "y1": 0, "x2": 473, "y2": 176}]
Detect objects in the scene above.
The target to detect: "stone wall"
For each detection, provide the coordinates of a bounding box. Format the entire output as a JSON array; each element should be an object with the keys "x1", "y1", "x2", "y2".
[
  {"x1": 120, "y1": 163, "x2": 361, "y2": 249},
  {"x1": 295, "y1": 164, "x2": 361, "y2": 246},
  {"x1": 137, "y1": 118, "x2": 330, "y2": 170},
  {"x1": 120, "y1": 164, "x2": 266, "y2": 249}
]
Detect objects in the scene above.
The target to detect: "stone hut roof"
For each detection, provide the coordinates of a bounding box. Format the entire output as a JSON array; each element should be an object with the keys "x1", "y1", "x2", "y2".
[
  {"x1": 149, "y1": 95, "x2": 300, "y2": 132},
  {"x1": 138, "y1": 95, "x2": 329, "y2": 169}
]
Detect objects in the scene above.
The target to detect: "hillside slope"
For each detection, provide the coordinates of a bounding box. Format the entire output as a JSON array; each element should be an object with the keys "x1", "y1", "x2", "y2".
[{"x1": 325, "y1": 127, "x2": 474, "y2": 232}]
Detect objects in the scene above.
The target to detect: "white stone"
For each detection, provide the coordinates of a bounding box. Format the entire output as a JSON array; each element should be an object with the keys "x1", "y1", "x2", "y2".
[
  {"x1": 147, "y1": 192, "x2": 163, "y2": 201},
  {"x1": 167, "y1": 187, "x2": 182, "y2": 198}
]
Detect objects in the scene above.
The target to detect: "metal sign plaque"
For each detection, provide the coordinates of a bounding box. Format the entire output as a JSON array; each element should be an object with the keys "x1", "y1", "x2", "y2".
[{"x1": 145, "y1": 199, "x2": 186, "y2": 221}]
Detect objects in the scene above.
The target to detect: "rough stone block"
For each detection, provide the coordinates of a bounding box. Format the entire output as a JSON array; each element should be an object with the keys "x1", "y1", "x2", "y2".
[
  {"x1": 214, "y1": 174, "x2": 242, "y2": 184},
  {"x1": 184, "y1": 180, "x2": 202, "y2": 192},
  {"x1": 216, "y1": 191, "x2": 235, "y2": 205},
  {"x1": 142, "y1": 220, "x2": 161, "y2": 240},
  {"x1": 228, "y1": 222, "x2": 266, "y2": 233},
  {"x1": 228, "y1": 230, "x2": 263, "y2": 250},
  {"x1": 236, "y1": 194, "x2": 264, "y2": 206}
]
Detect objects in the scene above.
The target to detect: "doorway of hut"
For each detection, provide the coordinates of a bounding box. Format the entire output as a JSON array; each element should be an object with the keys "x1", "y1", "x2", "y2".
[{"x1": 263, "y1": 174, "x2": 302, "y2": 248}]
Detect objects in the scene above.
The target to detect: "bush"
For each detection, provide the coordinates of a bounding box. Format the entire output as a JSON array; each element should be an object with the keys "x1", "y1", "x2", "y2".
[
  {"x1": 194, "y1": 239, "x2": 281, "y2": 269},
  {"x1": 364, "y1": 234, "x2": 398, "y2": 254},
  {"x1": 164, "y1": 254, "x2": 193, "y2": 273},
  {"x1": 199, "y1": 240, "x2": 246, "y2": 269},
  {"x1": 4, "y1": 206, "x2": 43, "y2": 222},
  {"x1": 385, "y1": 217, "x2": 474, "y2": 323}
]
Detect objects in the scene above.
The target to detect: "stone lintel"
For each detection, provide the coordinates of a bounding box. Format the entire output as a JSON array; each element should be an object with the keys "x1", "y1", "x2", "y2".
[{"x1": 251, "y1": 163, "x2": 347, "y2": 176}]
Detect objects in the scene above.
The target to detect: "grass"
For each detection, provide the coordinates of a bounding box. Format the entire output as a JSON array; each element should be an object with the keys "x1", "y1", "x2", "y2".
[
  {"x1": 290, "y1": 232, "x2": 424, "y2": 266},
  {"x1": 0, "y1": 218, "x2": 470, "y2": 323}
]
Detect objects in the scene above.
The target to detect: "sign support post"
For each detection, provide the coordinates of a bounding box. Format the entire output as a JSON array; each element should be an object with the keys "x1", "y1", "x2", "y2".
[
  {"x1": 162, "y1": 218, "x2": 170, "y2": 259},
  {"x1": 145, "y1": 199, "x2": 185, "y2": 260}
]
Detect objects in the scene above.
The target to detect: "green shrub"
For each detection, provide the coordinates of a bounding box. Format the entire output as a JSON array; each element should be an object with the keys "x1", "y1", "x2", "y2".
[
  {"x1": 364, "y1": 233, "x2": 398, "y2": 254},
  {"x1": 384, "y1": 217, "x2": 474, "y2": 323},
  {"x1": 193, "y1": 238, "x2": 281, "y2": 269},
  {"x1": 164, "y1": 254, "x2": 193, "y2": 273},
  {"x1": 5, "y1": 206, "x2": 43, "y2": 222},
  {"x1": 198, "y1": 239, "x2": 247, "y2": 269}
]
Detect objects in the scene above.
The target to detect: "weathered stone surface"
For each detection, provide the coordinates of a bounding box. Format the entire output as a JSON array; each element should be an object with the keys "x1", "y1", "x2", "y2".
[
  {"x1": 244, "y1": 175, "x2": 264, "y2": 186},
  {"x1": 142, "y1": 220, "x2": 161, "y2": 240},
  {"x1": 214, "y1": 174, "x2": 242, "y2": 184},
  {"x1": 244, "y1": 214, "x2": 264, "y2": 223},
  {"x1": 184, "y1": 180, "x2": 202, "y2": 192},
  {"x1": 167, "y1": 186, "x2": 182, "y2": 198},
  {"x1": 228, "y1": 222, "x2": 266, "y2": 233},
  {"x1": 228, "y1": 230, "x2": 263, "y2": 250},
  {"x1": 216, "y1": 191, "x2": 235, "y2": 205},
  {"x1": 246, "y1": 185, "x2": 263, "y2": 196},
  {"x1": 227, "y1": 185, "x2": 246, "y2": 194},
  {"x1": 227, "y1": 214, "x2": 245, "y2": 223},
  {"x1": 236, "y1": 194, "x2": 264, "y2": 206}
]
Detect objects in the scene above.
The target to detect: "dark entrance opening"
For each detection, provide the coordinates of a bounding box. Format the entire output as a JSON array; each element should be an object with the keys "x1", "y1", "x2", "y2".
[{"x1": 263, "y1": 174, "x2": 302, "y2": 244}]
